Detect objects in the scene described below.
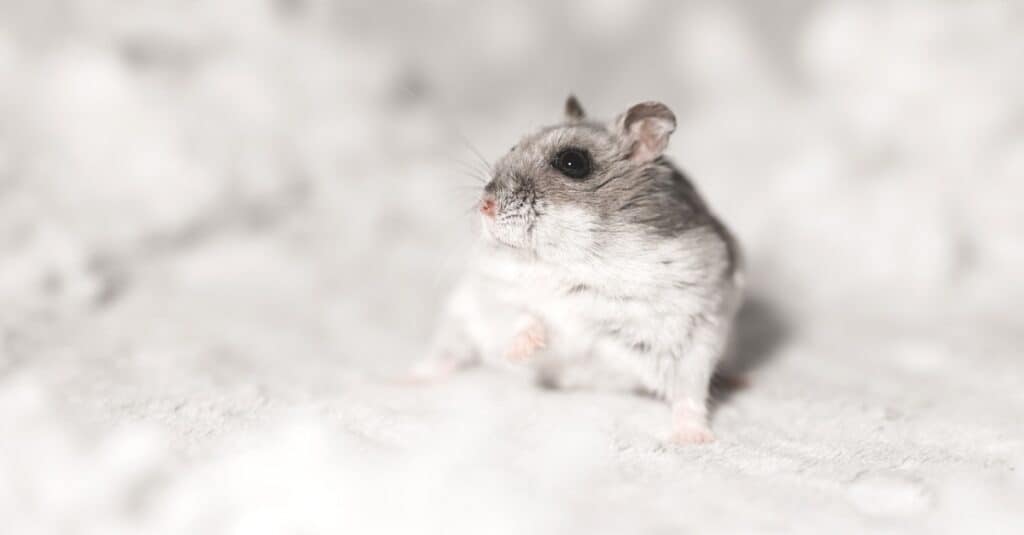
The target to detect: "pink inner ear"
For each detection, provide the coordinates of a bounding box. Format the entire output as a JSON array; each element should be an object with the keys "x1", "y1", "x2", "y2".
[{"x1": 629, "y1": 118, "x2": 673, "y2": 162}]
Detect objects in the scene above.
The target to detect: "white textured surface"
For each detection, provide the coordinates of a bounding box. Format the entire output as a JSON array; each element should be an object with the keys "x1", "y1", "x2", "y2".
[{"x1": 1, "y1": 1, "x2": 1023, "y2": 533}]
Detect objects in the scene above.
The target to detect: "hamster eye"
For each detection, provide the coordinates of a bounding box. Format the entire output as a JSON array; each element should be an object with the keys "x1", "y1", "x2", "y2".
[{"x1": 551, "y1": 148, "x2": 591, "y2": 179}]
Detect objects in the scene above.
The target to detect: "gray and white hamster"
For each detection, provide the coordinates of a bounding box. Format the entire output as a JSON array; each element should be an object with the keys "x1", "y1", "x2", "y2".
[{"x1": 415, "y1": 96, "x2": 743, "y2": 444}]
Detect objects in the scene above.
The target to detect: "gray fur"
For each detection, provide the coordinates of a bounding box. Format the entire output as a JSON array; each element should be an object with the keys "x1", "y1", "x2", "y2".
[{"x1": 484, "y1": 103, "x2": 739, "y2": 280}]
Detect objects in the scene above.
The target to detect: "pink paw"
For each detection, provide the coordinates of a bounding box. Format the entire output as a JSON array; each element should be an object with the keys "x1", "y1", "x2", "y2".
[
  {"x1": 504, "y1": 318, "x2": 546, "y2": 363},
  {"x1": 669, "y1": 400, "x2": 714, "y2": 445},
  {"x1": 669, "y1": 425, "x2": 716, "y2": 445}
]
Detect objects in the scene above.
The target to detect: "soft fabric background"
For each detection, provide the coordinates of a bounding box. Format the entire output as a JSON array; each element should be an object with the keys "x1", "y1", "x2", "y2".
[{"x1": 1, "y1": 1, "x2": 1022, "y2": 533}]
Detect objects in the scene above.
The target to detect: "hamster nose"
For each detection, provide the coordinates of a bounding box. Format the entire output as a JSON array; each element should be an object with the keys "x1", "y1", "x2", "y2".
[{"x1": 479, "y1": 195, "x2": 497, "y2": 217}]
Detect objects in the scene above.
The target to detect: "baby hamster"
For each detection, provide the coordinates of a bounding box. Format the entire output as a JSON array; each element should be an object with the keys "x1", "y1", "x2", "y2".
[{"x1": 415, "y1": 96, "x2": 743, "y2": 444}]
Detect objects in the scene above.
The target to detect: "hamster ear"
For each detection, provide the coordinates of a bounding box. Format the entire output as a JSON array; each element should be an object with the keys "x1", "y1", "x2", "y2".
[
  {"x1": 616, "y1": 102, "x2": 676, "y2": 162},
  {"x1": 564, "y1": 94, "x2": 586, "y2": 121}
]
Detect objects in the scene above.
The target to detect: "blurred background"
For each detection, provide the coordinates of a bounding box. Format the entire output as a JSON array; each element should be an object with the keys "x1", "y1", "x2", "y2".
[{"x1": 1, "y1": 1, "x2": 1022, "y2": 533}]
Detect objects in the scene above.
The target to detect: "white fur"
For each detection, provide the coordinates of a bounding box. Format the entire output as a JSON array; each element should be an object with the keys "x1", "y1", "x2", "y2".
[{"x1": 426, "y1": 203, "x2": 742, "y2": 430}]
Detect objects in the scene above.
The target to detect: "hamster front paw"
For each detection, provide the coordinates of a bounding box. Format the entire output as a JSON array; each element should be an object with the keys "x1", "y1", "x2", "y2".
[
  {"x1": 504, "y1": 316, "x2": 547, "y2": 363},
  {"x1": 669, "y1": 400, "x2": 715, "y2": 445},
  {"x1": 669, "y1": 425, "x2": 715, "y2": 445}
]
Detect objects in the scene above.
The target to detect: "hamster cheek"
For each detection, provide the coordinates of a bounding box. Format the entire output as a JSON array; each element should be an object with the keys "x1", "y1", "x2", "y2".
[
  {"x1": 481, "y1": 210, "x2": 534, "y2": 250},
  {"x1": 532, "y1": 204, "x2": 599, "y2": 263}
]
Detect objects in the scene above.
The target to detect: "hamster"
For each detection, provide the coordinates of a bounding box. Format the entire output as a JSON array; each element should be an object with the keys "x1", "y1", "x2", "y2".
[{"x1": 414, "y1": 96, "x2": 743, "y2": 444}]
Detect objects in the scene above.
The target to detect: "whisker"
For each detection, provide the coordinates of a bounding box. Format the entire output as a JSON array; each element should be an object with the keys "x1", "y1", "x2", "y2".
[
  {"x1": 454, "y1": 160, "x2": 488, "y2": 184},
  {"x1": 403, "y1": 82, "x2": 494, "y2": 173},
  {"x1": 456, "y1": 168, "x2": 485, "y2": 185},
  {"x1": 456, "y1": 132, "x2": 493, "y2": 173},
  {"x1": 444, "y1": 184, "x2": 486, "y2": 199},
  {"x1": 463, "y1": 158, "x2": 494, "y2": 183},
  {"x1": 447, "y1": 181, "x2": 484, "y2": 191}
]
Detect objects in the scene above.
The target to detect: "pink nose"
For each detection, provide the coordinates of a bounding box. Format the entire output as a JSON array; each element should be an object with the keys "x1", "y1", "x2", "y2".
[{"x1": 479, "y1": 196, "x2": 497, "y2": 217}]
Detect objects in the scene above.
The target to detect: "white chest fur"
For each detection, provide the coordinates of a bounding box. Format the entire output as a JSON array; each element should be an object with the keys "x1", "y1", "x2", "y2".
[{"x1": 460, "y1": 221, "x2": 734, "y2": 394}]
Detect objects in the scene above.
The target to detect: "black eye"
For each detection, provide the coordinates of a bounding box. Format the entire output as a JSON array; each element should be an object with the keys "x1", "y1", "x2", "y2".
[{"x1": 551, "y1": 148, "x2": 591, "y2": 179}]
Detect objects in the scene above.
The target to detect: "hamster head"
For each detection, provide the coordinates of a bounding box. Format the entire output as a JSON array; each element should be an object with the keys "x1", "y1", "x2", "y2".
[{"x1": 480, "y1": 96, "x2": 683, "y2": 261}]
